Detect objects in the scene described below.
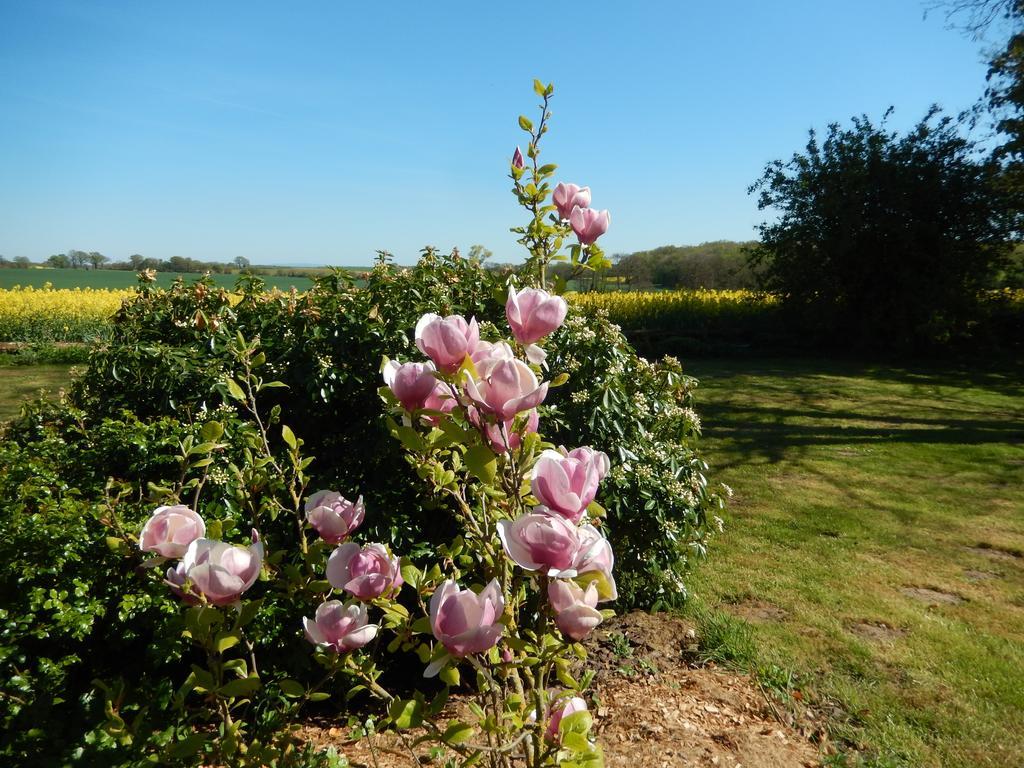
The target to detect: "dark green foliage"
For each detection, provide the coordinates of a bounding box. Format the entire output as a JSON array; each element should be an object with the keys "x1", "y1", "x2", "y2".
[
  {"x1": 748, "y1": 109, "x2": 1017, "y2": 349},
  {"x1": 984, "y1": 1, "x2": 1024, "y2": 216}
]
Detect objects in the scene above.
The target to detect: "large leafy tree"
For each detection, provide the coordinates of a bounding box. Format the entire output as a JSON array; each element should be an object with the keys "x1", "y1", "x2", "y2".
[
  {"x1": 747, "y1": 108, "x2": 1015, "y2": 348},
  {"x1": 934, "y1": 1, "x2": 1024, "y2": 215}
]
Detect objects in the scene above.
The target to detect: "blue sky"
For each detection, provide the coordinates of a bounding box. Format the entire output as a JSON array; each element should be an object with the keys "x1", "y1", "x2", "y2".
[{"x1": 0, "y1": 1, "x2": 1007, "y2": 265}]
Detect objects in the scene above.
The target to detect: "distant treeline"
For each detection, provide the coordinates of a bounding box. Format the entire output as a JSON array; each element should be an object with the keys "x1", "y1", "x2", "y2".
[
  {"x1": 0, "y1": 250, "x2": 344, "y2": 279},
  {"x1": 607, "y1": 241, "x2": 760, "y2": 290}
]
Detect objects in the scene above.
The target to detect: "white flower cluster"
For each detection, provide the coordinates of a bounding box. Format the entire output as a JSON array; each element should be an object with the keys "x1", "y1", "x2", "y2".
[
  {"x1": 681, "y1": 408, "x2": 701, "y2": 432},
  {"x1": 207, "y1": 467, "x2": 230, "y2": 486}
]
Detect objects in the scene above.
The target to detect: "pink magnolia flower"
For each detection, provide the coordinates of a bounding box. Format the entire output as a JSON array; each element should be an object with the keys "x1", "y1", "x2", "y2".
[
  {"x1": 497, "y1": 510, "x2": 580, "y2": 577},
  {"x1": 566, "y1": 446, "x2": 611, "y2": 482},
  {"x1": 303, "y1": 600, "x2": 378, "y2": 653},
  {"x1": 415, "y1": 313, "x2": 480, "y2": 374},
  {"x1": 139, "y1": 505, "x2": 205, "y2": 558},
  {"x1": 470, "y1": 339, "x2": 514, "y2": 366},
  {"x1": 512, "y1": 146, "x2": 525, "y2": 170},
  {"x1": 166, "y1": 530, "x2": 263, "y2": 606},
  {"x1": 548, "y1": 579, "x2": 603, "y2": 640},
  {"x1": 463, "y1": 346, "x2": 548, "y2": 422},
  {"x1": 305, "y1": 491, "x2": 365, "y2": 544},
  {"x1": 326, "y1": 542, "x2": 403, "y2": 601},
  {"x1": 553, "y1": 182, "x2": 591, "y2": 221},
  {"x1": 569, "y1": 206, "x2": 610, "y2": 246},
  {"x1": 471, "y1": 407, "x2": 539, "y2": 454},
  {"x1": 531, "y1": 448, "x2": 607, "y2": 523},
  {"x1": 430, "y1": 579, "x2": 504, "y2": 658},
  {"x1": 545, "y1": 696, "x2": 589, "y2": 743},
  {"x1": 574, "y1": 524, "x2": 618, "y2": 602},
  {"x1": 383, "y1": 360, "x2": 437, "y2": 412},
  {"x1": 506, "y1": 286, "x2": 568, "y2": 345},
  {"x1": 422, "y1": 381, "x2": 458, "y2": 425}
]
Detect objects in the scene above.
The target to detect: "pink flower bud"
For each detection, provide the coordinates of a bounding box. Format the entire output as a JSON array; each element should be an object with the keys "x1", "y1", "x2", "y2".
[
  {"x1": 506, "y1": 286, "x2": 568, "y2": 345},
  {"x1": 422, "y1": 380, "x2": 457, "y2": 425},
  {"x1": 462, "y1": 344, "x2": 548, "y2": 422},
  {"x1": 326, "y1": 542, "x2": 404, "y2": 601},
  {"x1": 545, "y1": 696, "x2": 589, "y2": 743},
  {"x1": 383, "y1": 360, "x2": 437, "y2": 412},
  {"x1": 304, "y1": 600, "x2": 379, "y2": 653},
  {"x1": 531, "y1": 447, "x2": 607, "y2": 523},
  {"x1": 573, "y1": 524, "x2": 618, "y2": 601},
  {"x1": 548, "y1": 579, "x2": 603, "y2": 640},
  {"x1": 497, "y1": 510, "x2": 580, "y2": 577},
  {"x1": 415, "y1": 313, "x2": 480, "y2": 374},
  {"x1": 512, "y1": 146, "x2": 525, "y2": 169},
  {"x1": 305, "y1": 491, "x2": 365, "y2": 544},
  {"x1": 430, "y1": 579, "x2": 505, "y2": 657},
  {"x1": 553, "y1": 183, "x2": 591, "y2": 221},
  {"x1": 470, "y1": 407, "x2": 539, "y2": 454},
  {"x1": 569, "y1": 206, "x2": 610, "y2": 246},
  {"x1": 139, "y1": 505, "x2": 205, "y2": 558},
  {"x1": 167, "y1": 530, "x2": 263, "y2": 606}
]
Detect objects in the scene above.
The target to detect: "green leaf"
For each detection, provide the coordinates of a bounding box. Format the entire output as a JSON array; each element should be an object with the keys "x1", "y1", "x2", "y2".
[
  {"x1": 389, "y1": 698, "x2": 423, "y2": 729},
  {"x1": 442, "y1": 721, "x2": 474, "y2": 745},
  {"x1": 560, "y1": 709, "x2": 593, "y2": 735},
  {"x1": 281, "y1": 425, "x2": 297, "y2": 450},
  {"x1": 164, "y1": 733, "x2": 207, "y2": 760},
  {"x1": 518, "y1": 115, "x2": 533, "y2": 132},
  {"x1": 214, "y1": 631, "x2": 240, "y2": 654},
  {"x1": 400, "y1": 560, "x2": 422, "y2": 589},
  {"x1": 533, "y1": 78, "x2": 545, "y2": 97},
  {"x1": 464, "y1": 444, "x2": 497, "y2": 484},
  {"x1": 217, "y1": 676, "x2": 261, "y2": 698},
  {"x1": 225, "y1": 378, "x2": 245, "y2": 401},
  {"x1": 278, "y1": 679, "x2": 305, "y2": 698},
  {"x1": 439, "y1": 664, "x2": 460, "y2": 687},
  {"x1": 307, "y1": 691, "x2": 331, "y2": 702},
  {"x1": 200, "y1": 421, "x2": 224, "y2": 441},
  {"x1": 562, "y1": 731, "x2": 591, "y2": 753}
]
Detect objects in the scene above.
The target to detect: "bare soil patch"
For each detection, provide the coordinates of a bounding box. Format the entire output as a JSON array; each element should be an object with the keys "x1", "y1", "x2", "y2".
[
  {"x1": 846, "y1": 620, "x2": 908, "y2": 643},
  {"x1": 963, "y1": 569, "x2": 1000, "y2": 582},
  {"x1": 964, "y1": 544, "x2": 1023, "y2": 562},
  {"x1": 296, "y1": 612, "x2": 821, "y2": 767},
  {"x1": 900, "y1": 586, "x2": 965, "y2": 606},
  {"x1": 723, "y1": 599, "x2": 790, "y2": 623}
]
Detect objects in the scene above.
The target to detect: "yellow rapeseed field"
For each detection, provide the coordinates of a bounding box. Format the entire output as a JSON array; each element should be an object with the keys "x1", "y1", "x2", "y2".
[
  {"x1": 1, "y1": 283, "x2": 1020, "y2": 344},
  {"x1": 567, "y1": 288, "x2": 779, "y2": 329},
  {"x1": 0, "y1": 285, "x2": 133, "y2": 342}
]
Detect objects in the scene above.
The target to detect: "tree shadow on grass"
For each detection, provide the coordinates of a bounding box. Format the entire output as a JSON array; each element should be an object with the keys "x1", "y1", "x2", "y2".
[{"x1": 688, "y1": 358, "x2": 1024, "y2": 471}]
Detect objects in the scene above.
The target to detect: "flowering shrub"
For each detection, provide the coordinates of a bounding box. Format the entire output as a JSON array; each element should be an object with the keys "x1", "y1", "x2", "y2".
[{"x1": 115, "y1": 279, "x2": 610, "y2": 765}]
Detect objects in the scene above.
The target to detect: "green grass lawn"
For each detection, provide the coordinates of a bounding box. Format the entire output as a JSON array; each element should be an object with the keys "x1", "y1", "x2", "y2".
[
  {"x1": 682, "y1": 357, "x2": 1024, "y2": 768},
  {"x1": 0, "y1": 364, "x2": 77, "y2": 421}
]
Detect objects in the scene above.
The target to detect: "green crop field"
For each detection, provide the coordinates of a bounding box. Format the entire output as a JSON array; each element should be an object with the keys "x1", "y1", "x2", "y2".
[{"x1": 0, "y1": 267, "x2": 375, "y2": 292}]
